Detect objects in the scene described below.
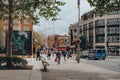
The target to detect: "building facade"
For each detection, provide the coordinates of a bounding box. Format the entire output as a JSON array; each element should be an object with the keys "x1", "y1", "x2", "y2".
[
  {"x1": 69, "y1": 9, "x2": 120, "y2": 56},
  {"x1": 47, "y1": 34, "x2": 69, "y2": 48}
]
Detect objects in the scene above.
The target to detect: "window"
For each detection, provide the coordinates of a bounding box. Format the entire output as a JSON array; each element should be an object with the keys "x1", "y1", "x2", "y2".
[
  {"x1": 13, "y1": 26, "x2": 19, "y2": 30},
  {"x1": 96, "y1": 36, "x2": 104, "y2": 43},
  {"x1": 107, "y1": 18, "x2": 120, "y2": 25},
  {"x1": 24, "y1": 26, "x2": 29, "y2": 31},
  {"x1": 24, "y1": 20, "x2": 29, "y2": 24},
  {"x1": 74, "y1": 29, "x2": 77, "y2": 32},
  {"x1": 13, "y1": 20, "x2": 19, "y2": 23},
  {"x1": 95, "y1": 19, "x2": 105, "y2": 26},
  {"x1": 108, "y1": 10, "x2": 120, "y2": 15},
  {"x1": 89, "y1": 22, "x2": 93, "y2": 28},
  {"x1": 89, "y1": 29, "x2": 93, "y2": 36},
  {"x1": 107, "y1": 26, "x2": 119, "y2": 34},
  {"x1": 96, "y1": 28, "x2": 104, "y2": 35},
  {"x1": 4, "y1": 26, "x2": 8, "y2": 30},
  {"x1": 83, "y1": 24, "x2": 87, "y2": 30},
  {"x1": 108, "y1": 36, "x2": 118, "y2": 43}
]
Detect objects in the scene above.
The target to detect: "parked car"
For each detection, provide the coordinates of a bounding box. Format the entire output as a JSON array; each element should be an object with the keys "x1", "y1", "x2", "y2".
[
  {"x1": 88, "y1": 49, "x2": 106, "y2": 60},
  {"x1": 80, "y1": 50, "x2": 89, "y2": 58}
]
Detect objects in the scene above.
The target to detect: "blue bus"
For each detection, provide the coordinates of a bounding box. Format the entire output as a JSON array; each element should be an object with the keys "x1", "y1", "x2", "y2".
[{"x1": 88, "y1": 49, "x2": 106, "y2": 60}]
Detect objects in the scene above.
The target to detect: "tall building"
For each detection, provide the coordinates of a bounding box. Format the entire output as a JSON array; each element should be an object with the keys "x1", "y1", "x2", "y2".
[{"x1": 69, "y1": 9, "x2": 120, "y2": 56}]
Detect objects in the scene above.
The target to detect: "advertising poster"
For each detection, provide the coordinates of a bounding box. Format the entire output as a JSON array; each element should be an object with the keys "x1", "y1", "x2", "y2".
[{"x1": 11, "y1": 31, "x2": 32, "y2": 55}]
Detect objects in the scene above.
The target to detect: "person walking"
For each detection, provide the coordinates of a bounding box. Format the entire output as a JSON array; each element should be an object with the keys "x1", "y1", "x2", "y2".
[
  {"x1": 36, "y1": 50, "x2": 41, "y2": 61},
  {"x1": 62, "y1": 50, "x2": 67, "y2": 61},
  {"x1": 47, "y1": 50, "x2": 51, "y2": 60},
  {"x1": 56, "y1": 51, "x2": 61, "y2": 64}
]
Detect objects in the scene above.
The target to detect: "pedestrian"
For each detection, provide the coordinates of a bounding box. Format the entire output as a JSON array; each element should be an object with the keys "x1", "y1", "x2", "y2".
[
  {"x1": 56, "y1": 51, "x2": 61, "y2": 64},
  {"x1": 62, "y1": 50, "x2": 67, "y2": 61},
  {"x1": 47, "y1": 50, "x2": 51, "y2": 60},
  {"x1": 36, "y1": 50, "x2": 40, "y2": 61}
]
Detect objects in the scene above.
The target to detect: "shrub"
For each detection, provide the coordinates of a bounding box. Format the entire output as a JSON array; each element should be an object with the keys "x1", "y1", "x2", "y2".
[
  {"x1": 0, "y1": 56, "x2": 6, "y2": 66},
  {"x1": 0, "y1": 56, "x2": 28, "y2": 67}
]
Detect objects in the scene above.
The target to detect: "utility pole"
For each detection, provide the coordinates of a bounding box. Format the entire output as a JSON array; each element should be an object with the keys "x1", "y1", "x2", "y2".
[{"x1": 76, "y1": 0, "x2": 80, "y2": 63}]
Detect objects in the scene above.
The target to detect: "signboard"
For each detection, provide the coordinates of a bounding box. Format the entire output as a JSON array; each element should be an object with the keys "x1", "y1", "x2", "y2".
[
  {"x1": 11, "y1": 31, "x2": 32, "y2": 55},
  {"x1": 57, "y1": 47, "x2": 66, "y2": 51}
]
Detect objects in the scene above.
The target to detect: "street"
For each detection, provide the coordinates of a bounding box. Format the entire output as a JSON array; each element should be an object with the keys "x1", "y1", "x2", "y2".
[
  {"x1": 80, "y1": 58, "x2": 120, "y2": 73},
  {"x1": 71, "y1": 54, "x2": 120, "y2": 73}
]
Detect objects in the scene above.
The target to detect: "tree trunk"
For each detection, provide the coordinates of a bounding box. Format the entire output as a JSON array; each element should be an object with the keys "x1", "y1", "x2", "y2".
[{"x1": 6, "y1": 0, "x2": 13, "y2": 67}]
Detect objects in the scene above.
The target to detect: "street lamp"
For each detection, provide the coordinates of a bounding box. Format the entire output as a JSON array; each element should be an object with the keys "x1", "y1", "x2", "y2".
[
  {"x1": 44, "y1": 27, "x2": 52, "y2": 47},
  {"x1": 52, "y1": 17, "x2": 61, "y2": 47}
]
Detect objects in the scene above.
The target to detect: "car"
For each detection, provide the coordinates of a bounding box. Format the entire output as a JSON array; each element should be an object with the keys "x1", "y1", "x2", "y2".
[
  {"x1": 80, "y1": 51, "x2": 89, "y2": 58},
  {"x1": 88, "y1": 49, "x2": 106, "y2": 60}
]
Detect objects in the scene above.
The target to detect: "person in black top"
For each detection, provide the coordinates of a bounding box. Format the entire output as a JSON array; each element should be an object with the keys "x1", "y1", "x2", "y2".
[
  {"x1": 56, "y1": 51, "x2": 61, "y2": 64},
  {"x1": 36, "y1": 50, "x2": 40, "y2": 61}
]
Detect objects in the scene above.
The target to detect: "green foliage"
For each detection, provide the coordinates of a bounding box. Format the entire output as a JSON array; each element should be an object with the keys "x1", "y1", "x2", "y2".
[
  {"x1": 0, "y1": 56, "x2": 27, "y2": 67},
  {"x1": 0, "y1": 0, "x2": 65, "y2": 24},
  {"x1": 0, "y1": 0, "x2": 65, "y2": 57},
  {"x1": 87, "y1": 0, "x2": 120, "y2": 16},
  {"x1": 80, "y1": 35, "x2": 87, "y2": 50}
]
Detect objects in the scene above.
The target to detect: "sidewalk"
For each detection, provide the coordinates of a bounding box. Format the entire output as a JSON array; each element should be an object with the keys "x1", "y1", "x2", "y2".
[{"x1": 0, "y1": 56, "x2": 120, "y2": 80}]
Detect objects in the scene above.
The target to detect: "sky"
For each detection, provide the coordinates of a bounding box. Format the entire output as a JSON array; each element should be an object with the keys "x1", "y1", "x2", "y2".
[{"x1": 33, "y1": 0, "x2": 94, "y2": 35}]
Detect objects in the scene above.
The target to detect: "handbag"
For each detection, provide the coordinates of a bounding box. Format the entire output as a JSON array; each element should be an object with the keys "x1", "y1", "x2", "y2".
[{"x1": 54, "y1": 57, "x2": 58, "y2": 62}]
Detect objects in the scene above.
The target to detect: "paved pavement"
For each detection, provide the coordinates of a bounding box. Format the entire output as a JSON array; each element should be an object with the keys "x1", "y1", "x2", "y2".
[{"x1": 0, "y1": 56, "x2": 120, "y2": 80}]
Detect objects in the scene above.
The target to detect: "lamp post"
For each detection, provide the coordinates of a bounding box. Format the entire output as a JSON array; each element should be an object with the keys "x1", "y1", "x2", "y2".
[
  {"x1": 52, "y1": 18, "x2": 60, "y2": 48},
  {"x1": 53, "y1": 20, "x2": 55, "y2": 47}
]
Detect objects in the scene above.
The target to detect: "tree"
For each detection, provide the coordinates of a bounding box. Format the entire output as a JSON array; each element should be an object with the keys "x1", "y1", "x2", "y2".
[
  {"x1": 80, "y1": 35, "x2": 87, "y2": 50},
  {"x1": 0, "y1": 0, "x2": 65, "y2": 57},
  {"x1": 0, "y1": 29, "x2": 3, "y2": 48},
  {"x1": 33, "y1": 31, "x2": 44, "y2": 46},
  {"x1": 0, "y1": 28, "x2": 5, "y2": 53},
  {"x1": 87, "y1": 0, "x2": 120, "y2": 16}
]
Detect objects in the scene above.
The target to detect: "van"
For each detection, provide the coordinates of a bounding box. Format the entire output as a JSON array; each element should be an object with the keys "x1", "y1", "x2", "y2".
[{"x1": 88, "y1": 49, "x2": 106, "y2": 60}]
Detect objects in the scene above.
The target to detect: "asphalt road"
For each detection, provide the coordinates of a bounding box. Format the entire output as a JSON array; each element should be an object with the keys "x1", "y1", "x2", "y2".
[{"x1": 76, "y1": 57, "x2": 120, "y2": 73}]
